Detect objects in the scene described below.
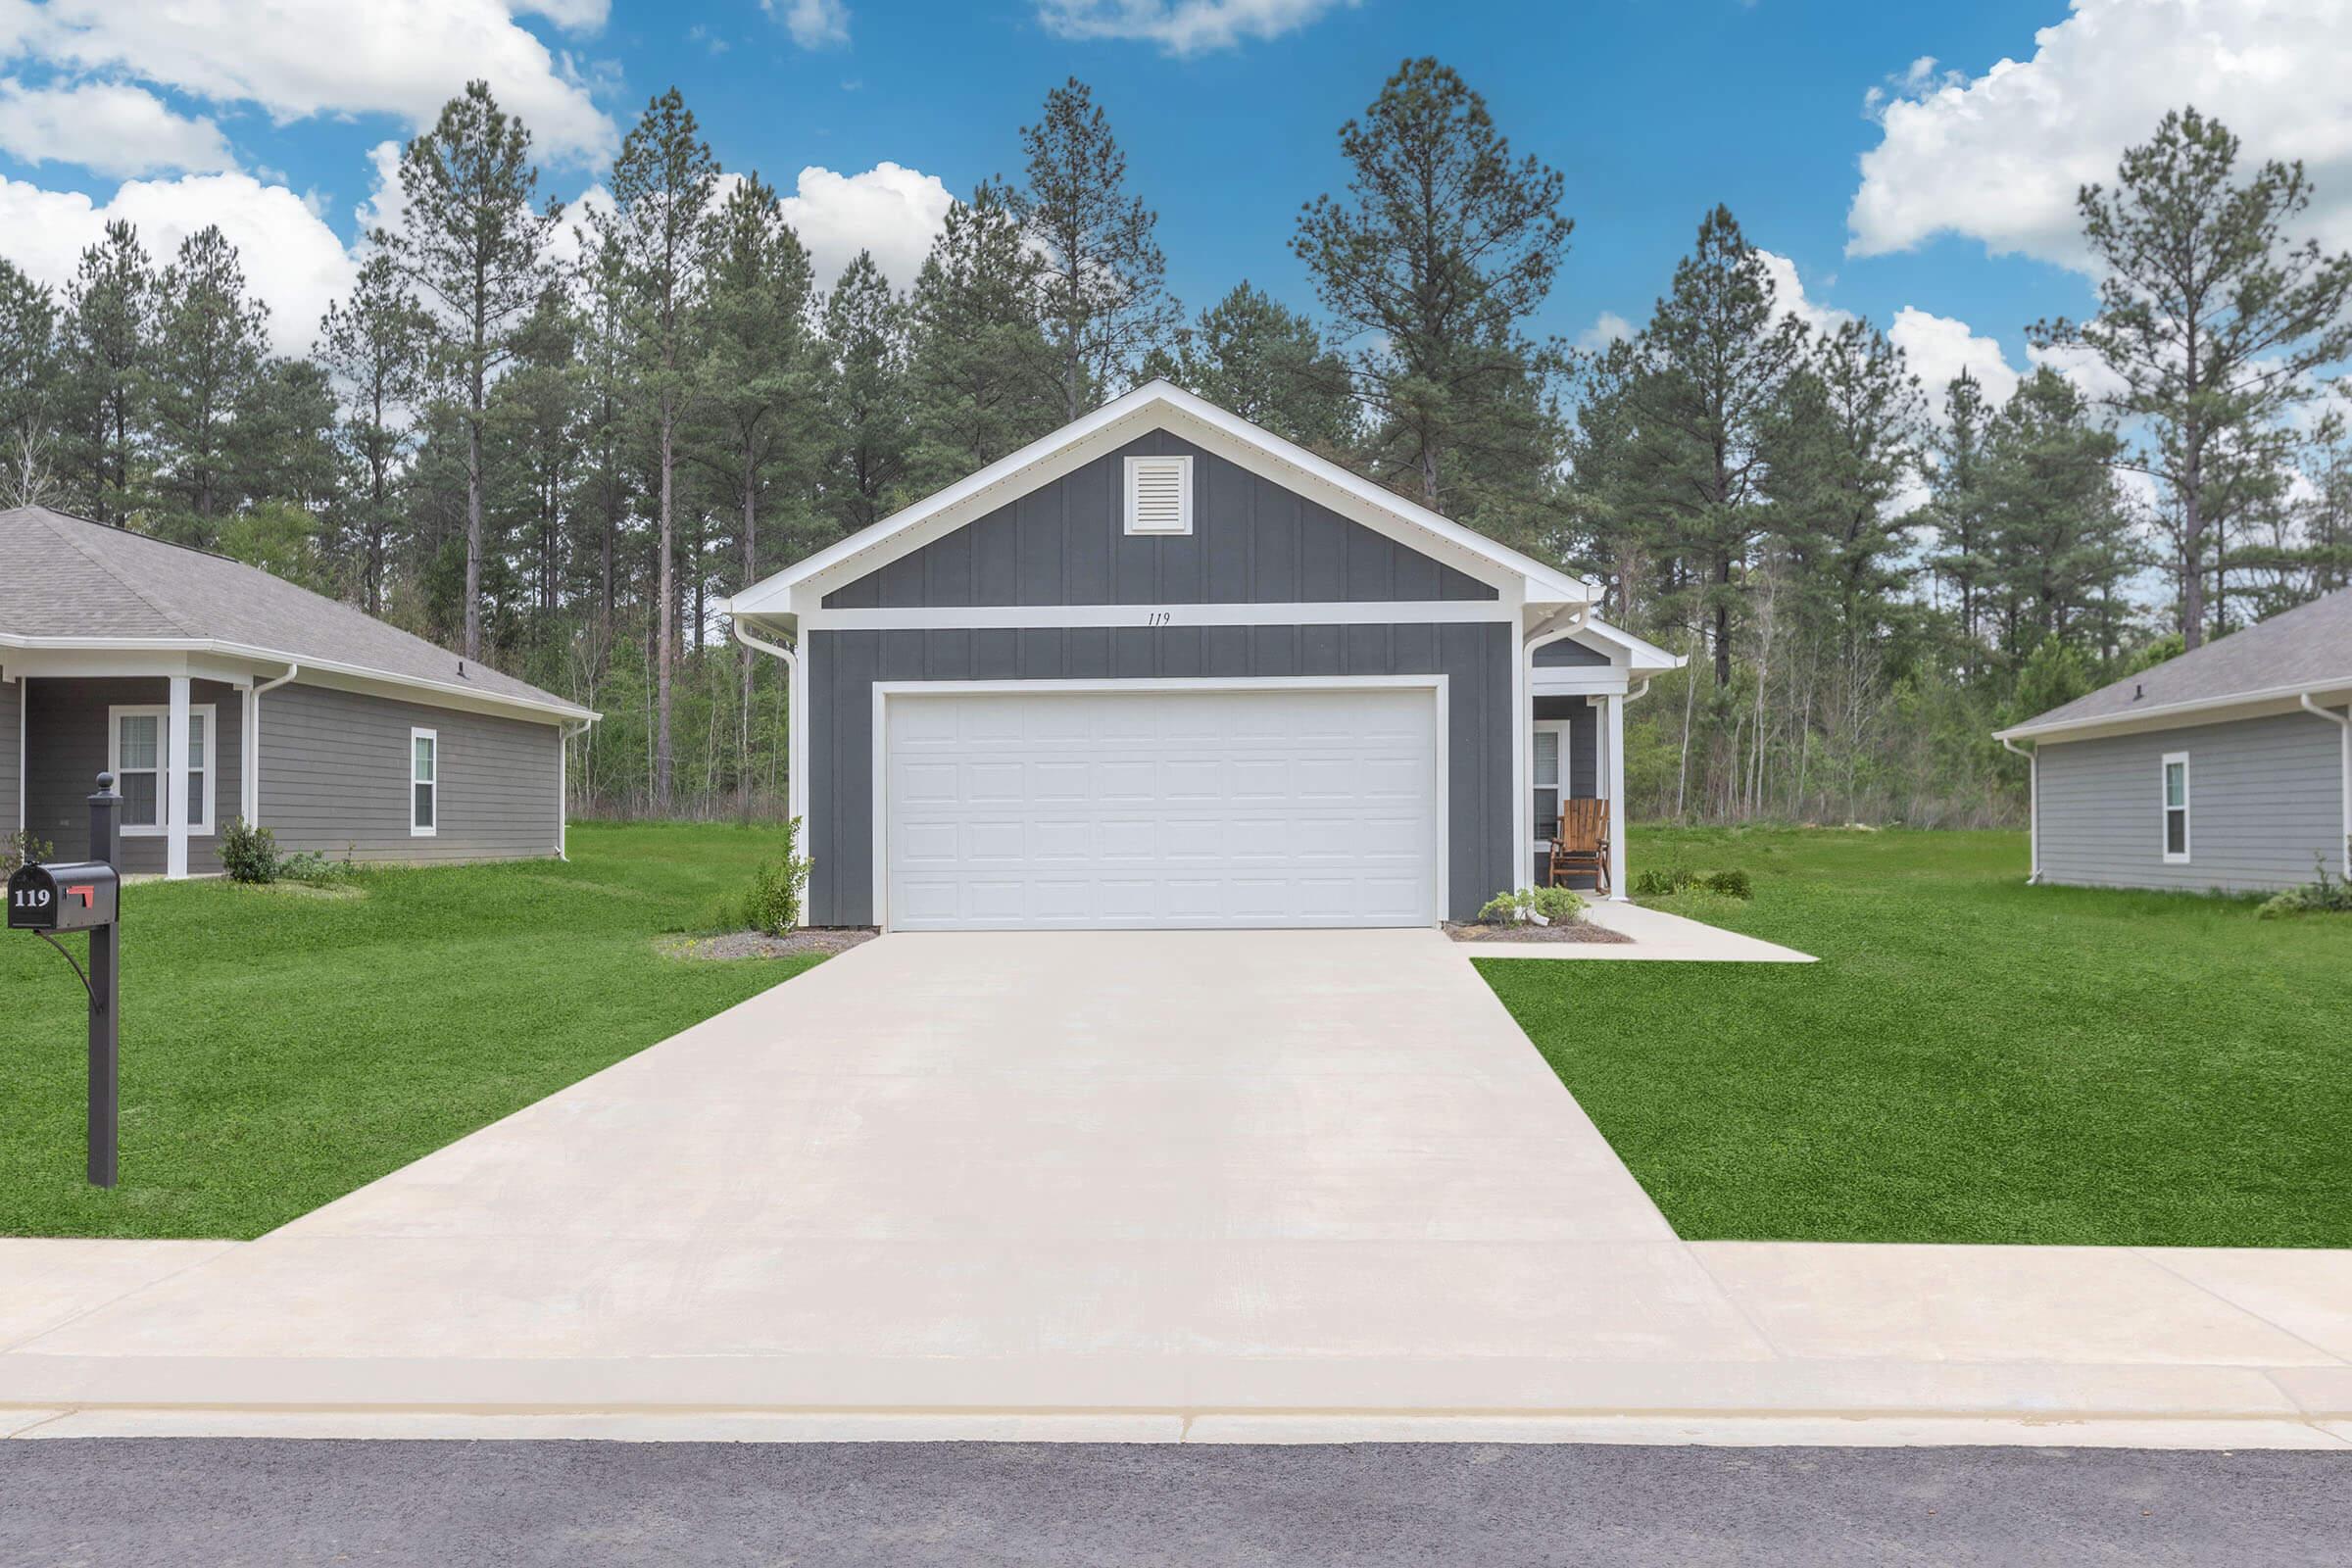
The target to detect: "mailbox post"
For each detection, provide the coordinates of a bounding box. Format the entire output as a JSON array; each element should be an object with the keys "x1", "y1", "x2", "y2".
[{"x1": 5, "y1": 771, "x2": 123, "y2": 1187}]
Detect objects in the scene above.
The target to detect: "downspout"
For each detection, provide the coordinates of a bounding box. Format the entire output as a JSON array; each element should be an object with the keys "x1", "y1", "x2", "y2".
[
  {"x1": 243, "y1": 662, "x2": 297, "y2": 828},
  {"x1": 731, "y1": 614, "x2": 807, "y2": 925},
  {"x1": 2000, "y1": 735, "x2": 2038, "y2": 884},
  {"x1": 2298, "y1": 694, "x2": 2352, "y2": 879},
  {"x1": 558, "y1": 718, "x2": 592, "y2": 861}
]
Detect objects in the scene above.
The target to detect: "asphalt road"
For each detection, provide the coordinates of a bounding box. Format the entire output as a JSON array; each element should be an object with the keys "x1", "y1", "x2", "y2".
[{"x1": 1, "y1": 1440, "x2": 2346, "y2": 1567}]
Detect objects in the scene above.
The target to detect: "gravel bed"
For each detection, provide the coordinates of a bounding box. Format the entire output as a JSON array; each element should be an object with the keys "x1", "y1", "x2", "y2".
[
  {"x1": 659, "y1": 928, "x2": 878, "y2": 960},
  {"x1": 1444, "y1": 919, "x2": 1635, "y2": 945}
]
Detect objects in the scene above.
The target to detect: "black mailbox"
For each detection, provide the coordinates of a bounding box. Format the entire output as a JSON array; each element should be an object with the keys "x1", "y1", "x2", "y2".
[{"x1": 7, "y1": 861, "x2": 120, "y2": 933}]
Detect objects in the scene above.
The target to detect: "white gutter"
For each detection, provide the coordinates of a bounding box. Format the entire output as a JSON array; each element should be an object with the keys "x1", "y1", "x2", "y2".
[
  {"x1": 1996, "y1": 674, "x2": 2352, "y2": 744},
  {"x1": 2000, "y1": 736, "x2": 2038, "y2": 884},
  {"x1": 557, "y1": 717, "x2": 593, "y2": 860},
  {"x1": 2300, "y1": 693, "x2": 2352, "y2": 879},
  {"x1": 242, "y1": 662, "x2": 297, "y2": 825},
  {"x1": 730, "y1": 618, "x2": 807, "y2": 918}
]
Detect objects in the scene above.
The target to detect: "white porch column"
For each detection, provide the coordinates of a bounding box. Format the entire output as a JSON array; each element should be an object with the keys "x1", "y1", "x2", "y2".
[
  {"x1": 1605, "y1": 688, "x2": 1628, "y2": 900},
  {"x1": 241, "y1": 685, "x2": 261, "y2": 825},
  {"x1": 166, "y1": 674, "x2": 191, "y2": 879}
]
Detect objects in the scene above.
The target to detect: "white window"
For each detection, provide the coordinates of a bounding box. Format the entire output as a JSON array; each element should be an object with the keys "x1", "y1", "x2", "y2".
[
  {"x1": 2161, "y1": 752, "x2": 2190, "y2": 863},
  {"x1": 411, "y1": 728, "x2": 438, "y2": 837},
  {"x1": 1123, "y1": 454, "x2": 1193, "y2": 535},
  {"x1": 110, "y1": 705, "x2": 214, "y2": 837},
  {"x1": 1532, "y1": 722, "x2": 1567, "y2": 843}
]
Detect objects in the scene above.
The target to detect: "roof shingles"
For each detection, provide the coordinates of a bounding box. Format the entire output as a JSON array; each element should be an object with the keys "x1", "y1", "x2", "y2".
[{"x1": 2012, "y1": 587, "x2": 2352, "y2": 734}]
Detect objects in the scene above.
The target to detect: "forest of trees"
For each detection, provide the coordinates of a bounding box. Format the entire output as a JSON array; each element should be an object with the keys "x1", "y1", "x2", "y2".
[{"x1": 5, "y1": 66, "x2": 2349, "y2": 826}]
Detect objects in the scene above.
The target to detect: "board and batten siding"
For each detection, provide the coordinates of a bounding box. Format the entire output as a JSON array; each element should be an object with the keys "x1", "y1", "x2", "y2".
[
  {"x1": 0, "y1": 675, "x2": 19, "y2": 831},
  {"x1": 2035, "y1": 710, "x2": 2348, "y2": 893},
  {"x1": 258, "y1": 682, "x2": 562, "y2": 864},
  {"x1": 806, "y1": 622, "x2": 1516, "y2": 927},
  {"x1": 21, "y1": 676, "x2": 243, "y2": 873},
  {"x1": 822, "y1": 429, "x2": 1498, "y2": 610}
]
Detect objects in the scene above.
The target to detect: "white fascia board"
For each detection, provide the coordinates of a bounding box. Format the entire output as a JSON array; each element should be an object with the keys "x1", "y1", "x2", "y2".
[
  {"x1": 1532, "y1": 670, "x2": 1633, "y2": 697},
  {"x1": 724, "y1": 380, "x2": 1595, "y2": 617},
  {"x1": 800, "y1": 600, "x2": 1514, "y2": 631},
  {"x1": 1572, "y1": 616, "x2": 1684, "y2": 671},
  {"x1": 1994, "y1": 678, "x2": 2352, "y2": 745},
  {"x1": 0, "y1": 633, "x2": 599, "y2": 725}
]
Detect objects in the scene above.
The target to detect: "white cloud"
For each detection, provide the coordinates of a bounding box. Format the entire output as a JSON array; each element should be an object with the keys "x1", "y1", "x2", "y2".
[
  {"x1": 765, "y1": 0, "x2": 851, "y2": 50},
  {"x1": 1886, "y1": 307, "x2": 2021, "y2": 411},
  {"x1": 1575, "y1": 310, "x2": 1635, "y2": 352},
  {"x1": 0, "y1": 171, "x2": 356, "y2": 356},
  {"x1": 12, "y1": 0, "x2": 616, "y2": 165},
  {"x1": 1036, "y1": 0, "x2": 1356, "y2": 56},
  {"x1": 517, "y1": 0, "x2": 609, "y2": 29},
  {"x1": 1848, "y1": 0, "x2": 2352, "y2": 269},
  {"x1": 2025, "y1": 337, "x2": 2132, "y2": 406},
  {"x1": 0, "y1": 78, "x2": 234, "y2": 178},
  {"x1": 779, "y1": 162, "x2": 956, "y2": 290},
  {"x1": 1753, "y1": 249, "x2": 1853, "y2": 335}
]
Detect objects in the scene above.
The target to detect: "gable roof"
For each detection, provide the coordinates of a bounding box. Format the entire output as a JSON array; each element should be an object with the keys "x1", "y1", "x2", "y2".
[
  {"x1": 0, "y1": 507, "x2": 593, "y2": 722},
  {"x1": 726, "y1": 379, "x2": 1593, "y2": 618},
  {"x1": 1997, "y1": 588, "x2": 2352, "y2": 742}
]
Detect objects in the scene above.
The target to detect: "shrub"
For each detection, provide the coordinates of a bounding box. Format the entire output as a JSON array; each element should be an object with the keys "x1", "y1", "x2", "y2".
[
  {"x1": 2257, "y1": 858, "x2": 2352, "y2": 919},
  {"x1": 1475, "y1": 885, "x2": 1588, "y2": 926},
  {"x1": 1632, "y1": 865, "x2": 1689, "y2": 899},
  {"x1": 219, "y1": 817, "x2": 280, "y2": 883},
  {"x1": 1704, "y1": 868, "x2": 1753, "y2": 900},
  {"x1": 1, "y1": 828, "x2": 52, "y2": 877},
  {"x1": 277, "y1": 849, "x2": 355, "y2": 886},
  {"x1": 1633, "y1": 865, "x2": 1752, "y2": 901},
  {"x1": 741, "y1": 817, "x2": 814, "y2": 936}
]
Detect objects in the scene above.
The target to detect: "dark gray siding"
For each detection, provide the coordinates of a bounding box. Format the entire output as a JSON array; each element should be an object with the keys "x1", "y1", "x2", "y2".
[
  {"x1": 806, "y1": 622, "x2": 1515, "y2": 925},
  {"x1": 260, "y1": 682, "x2": 561, "y2": 864},
  {"x1": 0, "y1": 675, "x2": 18, "y2": 833},
  {"x1": 823, "y1": 428, "x2": 1497, "y2": 610},
  {"x1": 1534, "y1": 638, "x2": 1610, "y2": 667},
  {"x1": 23, "y1": 677, "x2": 243, "y2": 873},
  {"x1": 2036, "y1": 710, "x2": 2347, "y2": 893}
]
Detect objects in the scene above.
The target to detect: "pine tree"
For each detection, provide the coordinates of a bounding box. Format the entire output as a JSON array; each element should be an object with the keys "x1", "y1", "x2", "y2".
[
  {"x1": 58, "y1": 221, "x2": 153, "y2": 524},
  {"x1": 1981, "y1": 368, "x2": 2133, "y2": 660},
  {"x1": 817, "y1": 252, "x2": 910, "y2": 538},
  {"x1": 904, "y1": 188, "x2": 1062, "y2": 491},
  {"x1": 0, "y1": 257, "x2": 59, "y2": 508},
  {"x1": 385, "y1": 79, "x2": 562, "y2": 662},
  {"x1": 490, "y1": 282, "x2": 585, "y2": 621},
  {"x1": 1925, "y1": 370, "x2": 1994, "y2": 667},
  {"x1": 148, "y1": 225, "x2": 270, "y2": 544},
  {"x1": 2033, "y1": 106, "x2": 2352, "y2": 647},
  {"x1": 319, "y1": 252, "x2": 431, "y2": 613},
  {"x1": 1000, "y1": 78, "x2": 1176, "y2": 419},
  {"x1": 1151, "y1": 282, "x2": 1354, "y2": 450},
  {"x1": 592, "y1": 87, "x2": 718, "y2": 810}
]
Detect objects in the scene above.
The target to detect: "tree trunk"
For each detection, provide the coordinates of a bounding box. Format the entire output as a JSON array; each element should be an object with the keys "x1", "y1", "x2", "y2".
[
  {"x1": 655, "y1": 403, "x2": 676, "y2": 811},
  {"x1": 464, "y1": 413, "x2": 484, "y2": 661},
  {"x1": 740, "y1": 454, "x2": 757, "y2": 822}
]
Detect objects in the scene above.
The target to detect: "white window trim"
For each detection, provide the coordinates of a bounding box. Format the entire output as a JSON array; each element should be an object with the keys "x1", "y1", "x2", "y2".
[
  {"x1": 2161, "y1": 751, "x2": 2190, "y2": 864},
  {"x1": 109, "y1": 703, "x2": 215, "y2": 838},
  {"x1": 411, "y1": 726, "x2": 439, "y2": 838},
  {"x1": 1122, "y1": 454, "x2": 1194, "y2": 536},
  {"x1": 1531, "y1": 717, "x2": 1571, "y2": 852}
]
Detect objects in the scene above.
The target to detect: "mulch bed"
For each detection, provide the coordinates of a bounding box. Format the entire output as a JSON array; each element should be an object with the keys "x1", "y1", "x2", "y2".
[
  {"x1": 659, "y1": 928, "x2": 878, "y2": 961},
  {"x1": 1445, "y1": 919, "x2": 1636, "y2": 946}
]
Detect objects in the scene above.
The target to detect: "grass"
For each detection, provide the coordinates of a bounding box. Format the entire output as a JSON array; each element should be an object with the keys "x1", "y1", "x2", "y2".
[
  {"x1": 1479, "y1": 827, "x2": 2352, "y2": 1248},
  {"x1": 0, "y1": 822, "x2": 820, "y2": 1240}
]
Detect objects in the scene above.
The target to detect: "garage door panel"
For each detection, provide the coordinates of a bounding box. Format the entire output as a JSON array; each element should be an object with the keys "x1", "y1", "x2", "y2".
[{"x1": 886, "y1": 687, "x2": 1438, "y2": 931}]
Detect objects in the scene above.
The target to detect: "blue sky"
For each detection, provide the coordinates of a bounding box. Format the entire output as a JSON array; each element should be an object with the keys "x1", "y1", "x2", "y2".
[{"x1": 2, "y1": 0, "x2": 2344, "y2": 411}]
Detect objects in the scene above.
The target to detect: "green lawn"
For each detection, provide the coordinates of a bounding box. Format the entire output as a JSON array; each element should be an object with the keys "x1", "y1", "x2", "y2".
[
  {"x1": 1480, "y1": 827, "x2": 2352, "y2": 1248},
  {"x1": 0, "y1": 822, "x2": 819, "y2": 1240}
]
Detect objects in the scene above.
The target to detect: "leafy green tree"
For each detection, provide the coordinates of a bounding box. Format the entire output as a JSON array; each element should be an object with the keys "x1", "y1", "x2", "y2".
[
  {"x1": 2033, "y1": 106, "x2": 2352, "y2": 647},
  {"x1": 0, "y1": 258, "x2": 59, "y2": 508},
  {"x1": 817, "y1": 251, "x2": 911, "y2": 538},
  {"x1": 1293, "y1": 57, "x2": 1572, "y2": 514},
  {"x1": 1149, "y1": 281, "x2": 1355, "y2": 450},
  {"x1": 490, "y1": 282, "x2": 584, "y2": 619},
  {"x1": 385, "y1": 79, "x2": 563, "y2": 661},
  {"x1": 999, "y1": 77, "x2": 1176, "y2": 419},
  {"x1": 1925, "y1": 369, "x2": 1995, "y2": 665},
  {"x1": 319, "y1": 252, "x2": 431, "y2": 613},
  {"x1": 217, "y1": 499, "x2": 338, "y2": 595},
  {"x1": 903, "y1": 189, "x2": 1062, "y2": 490},
  {"x1": 1982, "y1": 368, "x2": 2135, "y2": 660},
  {"x1": 148, "y1": 224, "x2": 270, "y2": 543},
  {"x1": 234, "y1": 358, "x2": 343, "y2": 523},
  {"x1": 592, "y1": 87, "x2": 718, "y2": 808},
  {"x1": 57, "y1": 220, "x2": 154, "y2": 524}
]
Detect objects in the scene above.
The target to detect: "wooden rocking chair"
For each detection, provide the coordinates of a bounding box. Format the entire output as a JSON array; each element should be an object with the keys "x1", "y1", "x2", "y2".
[{"x1": 1547, "y1": 799, "x2": 1611, "y2": 896}]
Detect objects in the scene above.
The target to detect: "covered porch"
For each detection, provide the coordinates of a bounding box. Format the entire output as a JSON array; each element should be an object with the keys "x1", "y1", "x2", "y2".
[{"x1": 1519, "y1": 618, "x2": 1681, "y2": 899}]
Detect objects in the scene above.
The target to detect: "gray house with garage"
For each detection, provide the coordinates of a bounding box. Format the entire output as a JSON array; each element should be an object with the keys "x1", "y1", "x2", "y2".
[
  {"x1": 2, "y1": 505, "x2": 597, "y2": 878},
  {"x1": 724, "y1": 380, "x2": 1679, "y2": 932},
  {"x1": 1996, "y1": 589, "x2": 2352, "y2": 893}
]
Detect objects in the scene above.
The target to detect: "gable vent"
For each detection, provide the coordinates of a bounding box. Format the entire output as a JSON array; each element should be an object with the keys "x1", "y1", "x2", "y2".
[{"x1": 1124, "y1": 454, "x2": 1193, "y2": 535}]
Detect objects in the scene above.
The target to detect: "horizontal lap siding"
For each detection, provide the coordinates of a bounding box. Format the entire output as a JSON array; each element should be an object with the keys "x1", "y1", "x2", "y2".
[
  {"x1": 260, "y1": 683, "x2": 560, "y2": 865},
  {"x1": 0, "y1": 677, "x2": 17, "y2": 831},
  {"x1": 22, "y1": 677, "x2": 241, "y2": 873},
  {"x1": 807, "y1": 622, "x2": 1514, "y2": 926},
  {"x1": 2036, "y1": 710, "x2": 2347, "y2": 892},
  {"x1": 823, "y1": 429, "x2": 1497, "y2": 609}
]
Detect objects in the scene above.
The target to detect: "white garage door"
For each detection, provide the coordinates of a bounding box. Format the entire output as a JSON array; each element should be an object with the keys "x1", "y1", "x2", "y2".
[{"x1": 884, "y1": 685, "x2": 1441, "y2": 931}]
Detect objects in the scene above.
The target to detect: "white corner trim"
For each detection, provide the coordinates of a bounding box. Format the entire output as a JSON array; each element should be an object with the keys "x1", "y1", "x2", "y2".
[
  {"x1": 866, "y1": 674, "x2": 1450, "y2": 934},
  {"x1": 410, "y1": 726, "x2": 439, "y2": 838},
  {"x1": 2161, "y1": 751, "x2": 2190, "y2": 864}
]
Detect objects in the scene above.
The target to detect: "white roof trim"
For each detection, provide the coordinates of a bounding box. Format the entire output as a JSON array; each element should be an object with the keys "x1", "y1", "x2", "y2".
[
  {"x1": 725, "y1": 380, "x2": 1593, "y2": 617},
  {"x1": 1571, "y1": 616, "x2": 1684, "y2": 672},
  {"x1": 1994, "y1": 677, "x2": 2352, "y2": 744},
  {"x1": 0, "y1": 633, "x2": 598, "y2": 724}
]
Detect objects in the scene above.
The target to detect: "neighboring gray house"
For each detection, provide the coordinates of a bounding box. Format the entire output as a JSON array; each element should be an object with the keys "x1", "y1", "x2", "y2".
[
  {"x1": 724, "y1": 380, "x2": 1680, "y2": 931},
  {"x1": 1996, "y1": 590, "x2": 2352, "y2": 893},
  {"x1": 2, "y1": 506, "x2": 598, "y2": 878}
]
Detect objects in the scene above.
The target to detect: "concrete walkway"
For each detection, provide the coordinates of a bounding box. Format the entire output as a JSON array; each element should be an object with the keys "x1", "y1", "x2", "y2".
[
  {"x1": 0, "y1": 929, "x2": 2344, "y2": 1445},
  {"x1": 1468, "y1": 900, "x2": 1818, "y2": 962}
]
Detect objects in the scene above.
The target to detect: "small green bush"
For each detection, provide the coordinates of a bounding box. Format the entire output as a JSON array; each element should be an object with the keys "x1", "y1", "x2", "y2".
[
  {"x1": 2257, "y1": 858, "x2": 2352, "y2": 919},
  {"x1": 219, "y1": 817, "x2": 280, "y2": 884},
  {"x1": 1704, "y1": 868, "x2": 1753, "y2": 900},
  {"x1": 741, "y1": 817, "x2": 814, "y2": 936},
  {"x1": 1632, "y1": 865, "x2": 1687, "y2": 899},
  {"x1": 1, "y1": 828, "x2": 52, "y2": 877},
  {"x1": 277, "y1": 849, "x2": 355, "y2": 886},
  {"x1": 1633, "y1": 865, "x2": 1752, "y2": 901},
  {"x1": 1476, "y1": 885, "x2": 1588, "y2": 926}
]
